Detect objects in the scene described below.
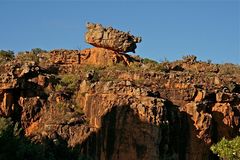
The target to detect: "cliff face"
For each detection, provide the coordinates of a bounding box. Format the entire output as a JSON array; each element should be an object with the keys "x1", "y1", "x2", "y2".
[
  {"x1": 0, "y1": 55, "x2": 239, "y2": 160},
  {"x1": 0, "y1": 24, "x2": 239, "y2": 160},
  {"x1": 75, "y1": 80, "x2": 180, "y2": 160}
]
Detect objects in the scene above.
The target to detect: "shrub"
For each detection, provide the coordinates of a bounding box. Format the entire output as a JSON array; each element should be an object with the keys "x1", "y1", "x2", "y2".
[
  {"x1": 142, "y1": 58, "x2": 158, "y2": 65},
  {"x1": 218, "y1": 63, "x2": 240, "y2": 75},
  {"x1": 0, "y1": 50, "x2": 14, "y2": 58},
  {"x1": 182, "y1": 55, "x2": 197, "y2": 63},
  {"x1": 0, "y1": 117, "x2": 13, "y2": 135},
  {"x1": 58, "y1": 74, "x2": 80, "y2": 92},
  {"x1": 16, "y1": 52, "x2": 39, "y2": 63},
  {"x1": 55, "y1": 84, "x2": 64, "y2": 92},
  {"x1": 139, "y1": 60, "x2": 170, "y2": 73},
  {"x1": 0, "y1": 50, "x2": 14, "y2": 64},
  {"x1": 101, "y1": 75, "x2": 117, "y2": 82},
  {"x1": 81, "y1": 65, "x2": 104, "y2": 82},
  {"x1": 211, "y1": 137, "x2": 240, "y2": 160},
  {"x1": 82, "y1": 64, "x2": 104, "y2": 73},
  {"x1": 106, "y1": 62, "x2": 127, "y2": 72},
  {"x1": 31, "y1": 48, "x2": 47, "y2": 55}
]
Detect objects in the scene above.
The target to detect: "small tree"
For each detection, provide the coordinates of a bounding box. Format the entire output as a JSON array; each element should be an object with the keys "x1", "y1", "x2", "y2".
[{"x1": 211, "y1": 137, "x2": 240, "y2": 160}]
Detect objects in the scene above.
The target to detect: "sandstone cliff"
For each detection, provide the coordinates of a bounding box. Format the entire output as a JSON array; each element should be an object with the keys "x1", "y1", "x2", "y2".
[
  {"x1": 0, "y1": 54, "x2": 239, "y2": 160},
  {"x1": 0, "y1": 23, "x2": 239, "y2": 160}
]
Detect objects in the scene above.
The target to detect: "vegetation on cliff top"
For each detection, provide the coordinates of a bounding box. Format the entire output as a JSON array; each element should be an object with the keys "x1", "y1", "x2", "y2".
[{"x1": 0, "y1": 50, "x2": 14, "y2": 64}]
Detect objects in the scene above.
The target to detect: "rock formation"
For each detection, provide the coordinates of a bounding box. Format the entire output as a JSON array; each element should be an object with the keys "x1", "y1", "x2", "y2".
[
  {"x1": 85, "y1": 22, "x2": 142, "y2": 53},
  {"x1": 38, "y1": 23, "x2": 142, "y2": 67},
  {"x1": 0, "y1": 55, "x2": 239, "y2": 160},
  {"x1": 39, "y1": 48, "x2": 133, "y2": 66},
  {"x1": 0, "y1": 24, "x2": 239, "y2": 160}
]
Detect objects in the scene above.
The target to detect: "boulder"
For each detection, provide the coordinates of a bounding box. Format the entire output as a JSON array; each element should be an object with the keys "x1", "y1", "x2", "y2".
[{"x1": 85, "y1": 22, "x2": 141, "y2": 53}]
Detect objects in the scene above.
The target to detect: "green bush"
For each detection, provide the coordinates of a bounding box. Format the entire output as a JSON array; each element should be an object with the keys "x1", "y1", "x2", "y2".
[
  {"x1": 0, "y1": 50, "x2": 14, "y2": 64},
  {"x1": 82, "y1": 65, "x2": 104, "y2": 82},
  {"x1": 211, "y1": 137, "x2": 240, "y2": 160},
  {"x1": 58, "y1": 74, "x2": 80, "y2": 92},
  {"x1": 106, "y1": 62, "x2": 127, "y2": 72},
  {"x1": 142, "y1": 58, "x2": 158, "y2": 65},
  {"x1": 0, "y1": 117, "x2": 13, "y2": 135},
  {"x1": 0, "y1": 50, "x2": 14, "y2": 58},
  {"x1": 31, "y1": 48, "x2": 47, "y2": 55},
  {"x1": 55, "y1": 84, "x2": 64, "y2": 92},
  {"x1": 16, "y1": 52, "x2": 39, "y2": 63}
]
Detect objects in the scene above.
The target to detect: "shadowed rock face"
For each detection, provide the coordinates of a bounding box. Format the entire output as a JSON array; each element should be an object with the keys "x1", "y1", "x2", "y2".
[{"x1": 85, "y1": 22, "x2": 142, "y2": 53}]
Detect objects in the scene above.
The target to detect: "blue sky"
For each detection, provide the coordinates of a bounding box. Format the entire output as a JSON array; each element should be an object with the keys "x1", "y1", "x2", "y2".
[{"x1": 0, "y1": 0, "x2": 239, "y2": 64}]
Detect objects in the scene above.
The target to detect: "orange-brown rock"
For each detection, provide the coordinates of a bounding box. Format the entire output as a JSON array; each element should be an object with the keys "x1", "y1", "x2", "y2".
[
  {"x1": 25, "y1": 80, "x2": 182, "y2": 159},
  {"x1": 211, "y1": 102, "x2": 238, "y2": 139},
  {"x1": 0, "y1": 54, "x2": 239, "y2": 160},
  {"x1": 40, "y1": 49, "x2": 80, "y2": 65},
  {"x1": 40, "y1": 48, "x2": 133, "y2": 66},
  {"x1": 181, "y1": 102, "x2": 213, "y2": 159},
  {"x1": 85, "y1": 22, "x2": 142, "y2": 53},
  {"x1": 25, "y1": 121, "x2": 39, "y2": 136},
  {"x1": 0, "y1": 90, "x2": 14, "y2": 116},
  {"x1": 80, "y1": 48, "x2": 133, "y2": 66},
  {"x1": 194, "y1": 89, "x2": 206, "y2": 102}
]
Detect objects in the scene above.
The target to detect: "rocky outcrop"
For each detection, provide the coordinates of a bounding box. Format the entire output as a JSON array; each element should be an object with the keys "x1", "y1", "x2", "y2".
[
  {"x1": 0, "y1": 61, "x2": 43, "y2": 117},
  {"x1": 24, "y1": 79, "x2": 182, "y2": 160},
  {"x1": 0, "y1": 61, "x2": 41, "y2": 89},
  {"x1": 85, "y1": 22, "x2": 142, "y2": 53},
  {"x1": 0, "y1": 51, "x2": 240, "y2": 160},
  {"x1": 22, "y1": 70, "x2": 233, "y2": 160},
  {"x1": 38, "y1": 23, "x2": 142, "y2": 67},
  {"x1": 0, "y1": 89, "x2": 14, "y2": 117},
  {"x1": 79, "y1": 48, "x2": 133, "y2": 66},
  {"x1": 39, "y1": 49, "x2": 80, "y2": 65},
  {"x1": 39, "y1": 48, "x2": 134, "y2": 67}
]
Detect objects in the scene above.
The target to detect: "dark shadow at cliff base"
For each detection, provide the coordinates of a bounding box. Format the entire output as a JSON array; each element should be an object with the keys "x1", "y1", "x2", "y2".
[
  {"x1": 79, "y1": 104, "x2": 187, "y2": 160},
  {"x1": 180, "y1": 111, "x2": 215, "y2": 160},
  {"x1": 78, "y1": 100, "x2": 240, "y2": 160},
  {"x1": 0, "y1": 119, "x2": 90, "y2": 160}
]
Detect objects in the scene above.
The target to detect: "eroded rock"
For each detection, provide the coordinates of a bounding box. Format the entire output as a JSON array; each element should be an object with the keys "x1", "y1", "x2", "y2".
[
  {"x1": 85, "y1": 22, "x2": 142, "y2": 53},
  {"x1": 39, "y1": 48, "x2": 134, "y2": 66}
]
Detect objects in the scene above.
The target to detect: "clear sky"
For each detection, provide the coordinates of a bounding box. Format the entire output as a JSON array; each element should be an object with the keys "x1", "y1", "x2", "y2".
[{"x1": 0, "y1": 0, "x2": 239, "y2": 64}]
